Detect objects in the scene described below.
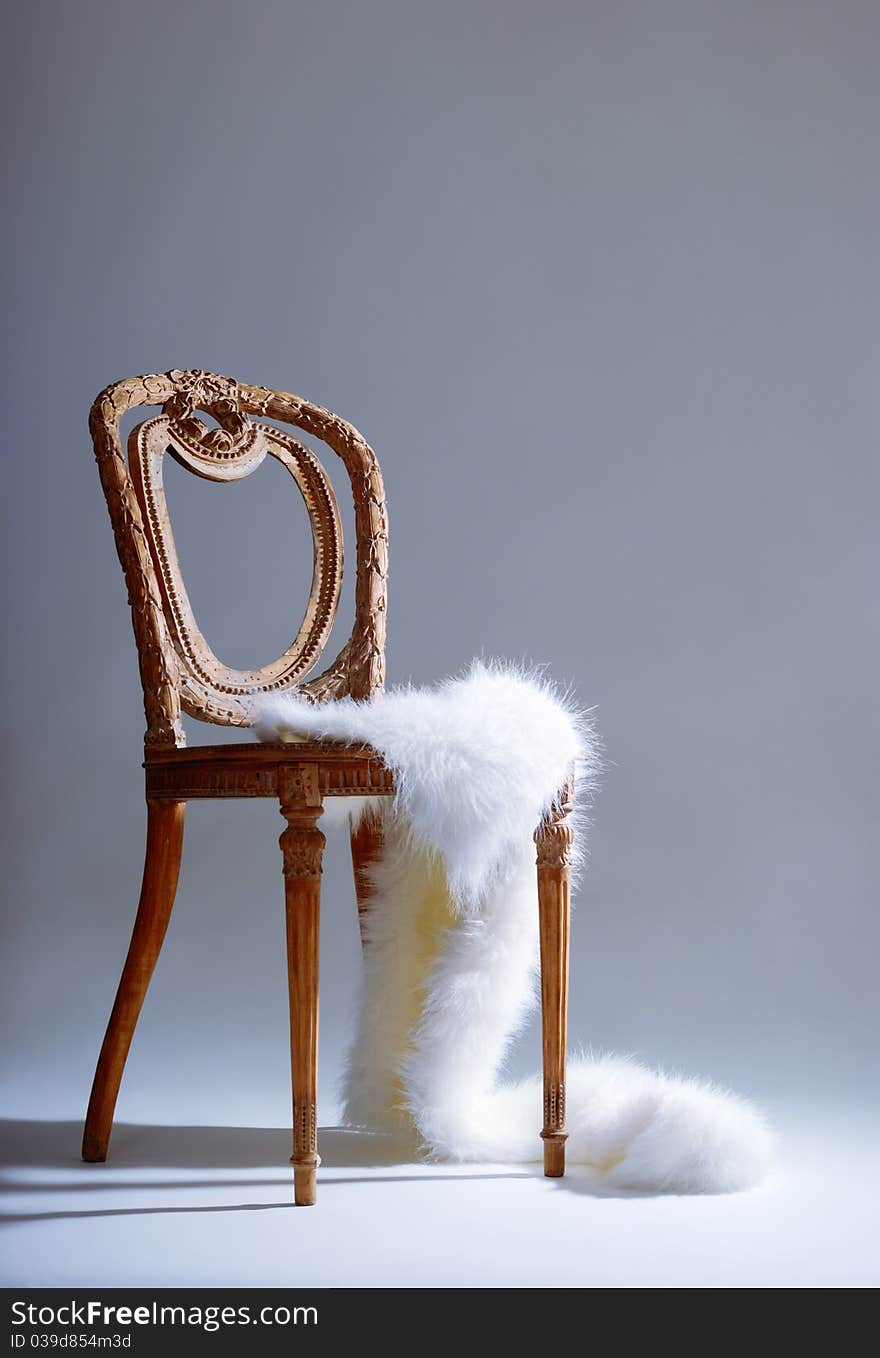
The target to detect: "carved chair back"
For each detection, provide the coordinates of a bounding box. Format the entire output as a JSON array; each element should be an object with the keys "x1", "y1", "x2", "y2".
[{"x1": 90, "y1": 371, "x2": 388, "y2": 748}]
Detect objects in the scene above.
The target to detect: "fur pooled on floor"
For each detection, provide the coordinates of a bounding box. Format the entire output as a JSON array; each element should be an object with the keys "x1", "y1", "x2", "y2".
[{"x1": 258, "y1": 662, "x2": 772, "y2": 1194}]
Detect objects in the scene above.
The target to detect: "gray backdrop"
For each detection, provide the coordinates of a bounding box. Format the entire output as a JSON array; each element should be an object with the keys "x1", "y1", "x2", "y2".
[{"x1": 3, "y1": 0, "x2": 877, "y2": 1140}]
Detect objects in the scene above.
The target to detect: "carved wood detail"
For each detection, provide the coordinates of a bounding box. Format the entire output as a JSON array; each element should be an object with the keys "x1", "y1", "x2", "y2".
[
  {"x1": 240, "y1": 382, "x2": 388, "y2": 705},
  {"x1": 129, "y1": 416, "x2": 343, "y2": 728},
  {"x1": 145, "y1": 764, "x2": 280, "y2": 799},
  {"x1": 279, "y1": 764, "x2": 324, "y2": 1204},
  {"x1": 90, "y1": 370, "x2": 388, "y2": 746},
  {"x1": 89, "y1": 375, "x2": 184, "y2": 747},
  {"x1": 535, "y1": 777, "x2": 575, "y2": 870},
  {"x1": 279, "y1": 763, "x2": 325, "y2": 878},
  {"x1": 143, "y1": 747, "x2": 395, "y2": 801},
  {"x1": 278, "y1": 762, "x2": 322, "y2": 810},
  {"x1": 279, "y1": 820, "x2": 326, "y2": 880}
]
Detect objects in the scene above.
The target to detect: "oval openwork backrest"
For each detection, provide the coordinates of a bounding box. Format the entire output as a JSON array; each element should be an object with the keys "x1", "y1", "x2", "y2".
[{"x1": 90, "y1": 370, "x2": 388, "y2": 748}]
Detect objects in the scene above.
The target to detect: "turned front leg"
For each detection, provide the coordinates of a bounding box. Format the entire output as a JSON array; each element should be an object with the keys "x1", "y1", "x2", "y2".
[
  {"x1": 279, "y1": 765, "x2": 325, "y2": 1206},
  {"x1": 536, "y1": 781, "x2": 573, "y2": 1177}
]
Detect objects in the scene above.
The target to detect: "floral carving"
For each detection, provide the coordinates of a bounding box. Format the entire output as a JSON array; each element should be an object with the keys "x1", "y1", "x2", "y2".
[
  {"x1": 535, "y1": 778, "x2": 574, "y2": 869},
  {"x1": 163, "y1": 370, "x2": 256, "y2": 460},
  {"x1": 278, "y1": 763, "x2": 322, "y2": 809},
  {"x1": 279, "y1": 823, "x2": 326, "y2": 879}
]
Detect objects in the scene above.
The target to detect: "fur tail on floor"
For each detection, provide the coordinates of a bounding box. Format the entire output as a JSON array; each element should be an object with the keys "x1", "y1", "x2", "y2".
[{"x1": 396, "y1": 1058, "x2": 773, "y2": 1194}]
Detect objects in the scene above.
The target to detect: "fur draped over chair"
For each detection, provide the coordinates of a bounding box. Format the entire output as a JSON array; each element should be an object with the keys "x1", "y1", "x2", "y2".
[{"x1": 259, "y1": 662, "x2": 773, "y2": 1195}]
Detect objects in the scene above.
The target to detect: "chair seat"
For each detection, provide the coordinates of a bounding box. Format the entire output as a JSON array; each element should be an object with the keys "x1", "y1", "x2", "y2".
[{"x1": 143, "y1": 740, "x2": 395, "y2": 801}]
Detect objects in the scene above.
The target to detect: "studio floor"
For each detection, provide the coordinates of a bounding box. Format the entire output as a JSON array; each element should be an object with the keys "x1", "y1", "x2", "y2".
[{"x1": 1, "y1": 1100, "x2": 877, "y2": 1289}]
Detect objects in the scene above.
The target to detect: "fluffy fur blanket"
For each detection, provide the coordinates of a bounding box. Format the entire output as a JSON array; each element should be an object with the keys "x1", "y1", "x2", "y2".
[{"x1": 258, "y1": 663, "x2": 772, "y2": 1193}]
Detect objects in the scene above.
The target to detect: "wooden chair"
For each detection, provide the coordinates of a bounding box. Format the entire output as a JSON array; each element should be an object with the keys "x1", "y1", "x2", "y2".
[{"x1": 82, "y1": 369, "x2": 573, "y2": 1205}]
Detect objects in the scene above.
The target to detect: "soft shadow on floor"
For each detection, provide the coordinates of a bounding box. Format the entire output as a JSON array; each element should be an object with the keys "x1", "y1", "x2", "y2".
[
  {"x1": 0, "y1": 1120, "x2": 648, "y2": 1222},
  {"x1": 1, "y1": 1120, "x2": 415, "y2": 1172},
  {"x1": 0, "y1": 1121, "x2": 536, "y2": 1222}
]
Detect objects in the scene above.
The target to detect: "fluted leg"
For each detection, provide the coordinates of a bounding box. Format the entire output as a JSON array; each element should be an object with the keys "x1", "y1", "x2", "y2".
[
  {"x1": 279, "y1": 765, "x2": 324, "y2": 1206},
  {"x1": 82, "y1": 797, "x2": 185, "y2": 1162},
  {"x1": 536, "y1": 781, "x2": 573, "y2": 1177},
  {"x1": 349, "y1": 807, "x2": 385, "y2": 946}
]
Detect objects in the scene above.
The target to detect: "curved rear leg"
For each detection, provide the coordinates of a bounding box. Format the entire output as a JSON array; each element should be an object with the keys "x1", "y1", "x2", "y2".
[
  {"x1": 349, "y1": 807, "x2": 385, "y2": 945},
  {"x1": 82, "y1": 798, "x2": 185, "y2": 1162}
]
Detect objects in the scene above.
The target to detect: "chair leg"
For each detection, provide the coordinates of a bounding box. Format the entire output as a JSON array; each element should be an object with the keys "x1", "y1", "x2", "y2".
[
  {"x1": 279, "y1": 766, "x2": 325, "y2": 1206},
  {"x1": 535, "y1": 782, "x2": 573, "y2": 1178},
  {"x1": 349, "y1": 807, "x2": 384, "y2": 945},
  {"x1": 82, "y1": 797, "x2": 185, "y2": 1162}
]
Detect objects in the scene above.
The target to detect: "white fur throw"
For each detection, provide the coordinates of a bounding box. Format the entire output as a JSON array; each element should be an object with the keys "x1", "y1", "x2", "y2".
[{"x1": 258, "y1": 663, "x2": 772, "y2": 1193}]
